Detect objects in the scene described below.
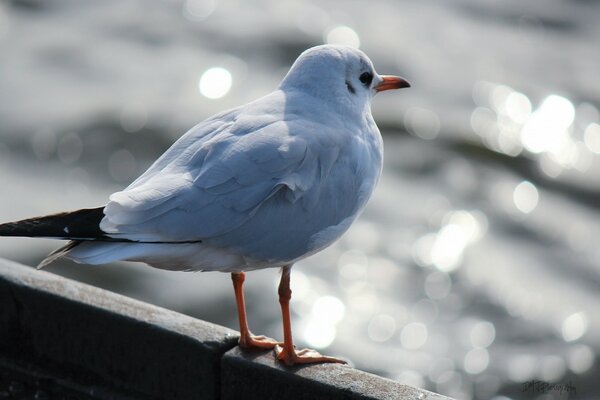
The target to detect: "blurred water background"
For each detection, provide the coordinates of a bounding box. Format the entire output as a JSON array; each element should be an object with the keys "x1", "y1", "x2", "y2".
[{"x1": 1, "y1": 0, "x2": 599, "y2": 398}]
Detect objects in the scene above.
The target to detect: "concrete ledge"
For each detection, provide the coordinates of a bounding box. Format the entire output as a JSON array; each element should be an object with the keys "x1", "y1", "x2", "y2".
[
  {"x1": 0, "y1": 259, "x2": 453, "y2": 400},
  {"x1": 0, "y1": 258, "x2": 239, "y2": 399},
  {"x1": 222, "y1": 347, "x2": 449, "y2": 400}
]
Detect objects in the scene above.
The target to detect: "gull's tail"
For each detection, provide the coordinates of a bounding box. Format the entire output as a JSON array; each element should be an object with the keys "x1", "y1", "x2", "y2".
[{"x1": 0, "y1": 207, "x2": 107, "y2": 268}]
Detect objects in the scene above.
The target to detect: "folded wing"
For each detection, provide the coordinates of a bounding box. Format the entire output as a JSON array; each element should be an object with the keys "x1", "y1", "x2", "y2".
[{"x1": 101, "y1": 114, "x2": 336, "y2": 246}]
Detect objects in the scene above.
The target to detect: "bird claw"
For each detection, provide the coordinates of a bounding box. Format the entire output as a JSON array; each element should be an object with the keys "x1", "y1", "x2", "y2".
[
  {"x1": 239, "y1": 333, "x2": 281, "y2": 350},
  {"x1": 274, "y1": 345, "x2": 347, "y2": 366}
]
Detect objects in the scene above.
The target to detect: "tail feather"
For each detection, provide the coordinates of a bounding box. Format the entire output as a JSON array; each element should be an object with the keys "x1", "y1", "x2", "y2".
[
  {"x1": 0, "y1": 207, "x2": 106, "y2": 240},
  {"x1": 37, "y1": 240, "x2": 81, "y2": 269}
]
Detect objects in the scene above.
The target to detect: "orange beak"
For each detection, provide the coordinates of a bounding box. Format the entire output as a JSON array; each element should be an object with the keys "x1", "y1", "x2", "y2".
[{"x1": 375, "y1": 75, "x2": 411, "y2": 92}]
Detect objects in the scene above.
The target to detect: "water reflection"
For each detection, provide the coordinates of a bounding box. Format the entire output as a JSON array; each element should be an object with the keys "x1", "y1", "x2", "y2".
[
  {"x1": 413, "y1": 210, "x2": 485, "y2": 272},
  {"x1": 522, "y1": 95, "x2": 574, "y2": 155},
  {"x1": 2, "y1": 1, "x2": 600, "y2": 399},
  {"x1": 472, "y1": 82, "x2": 600, "y2": 178}
]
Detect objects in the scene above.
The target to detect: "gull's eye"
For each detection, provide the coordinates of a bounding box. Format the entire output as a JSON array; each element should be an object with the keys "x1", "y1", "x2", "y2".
[{"x1": 359, "y1": 72, "x2": 373, "y2": 86}]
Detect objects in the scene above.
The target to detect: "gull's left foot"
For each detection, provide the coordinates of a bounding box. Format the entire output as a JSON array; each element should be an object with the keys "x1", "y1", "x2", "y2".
[
  {"x1": 239, "y1": 334, "x2": 281, "y2": 350},
  {"x1": 275, "y1": 345, "x2": 347, "y2": 366}
]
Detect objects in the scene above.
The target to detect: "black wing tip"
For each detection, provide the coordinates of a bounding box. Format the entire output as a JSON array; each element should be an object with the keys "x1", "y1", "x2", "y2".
[{"x1": 0, "y1": 206, "x2": 107, "y2": 240}]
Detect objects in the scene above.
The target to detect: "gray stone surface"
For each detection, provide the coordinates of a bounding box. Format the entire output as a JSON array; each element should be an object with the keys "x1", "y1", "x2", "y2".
[
  {"x1": 221, "y1": 347, "x2": 453, "y2": 400},
  {"x1": 0, "y1": 258, "x2": 239, "y2": 400}
]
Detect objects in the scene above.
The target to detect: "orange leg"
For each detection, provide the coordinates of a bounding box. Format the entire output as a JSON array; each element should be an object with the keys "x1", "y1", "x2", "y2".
[
  {"x1": 274, "y1": 265, "x2": 347, "y2": 366},
  {"x1": 231, "y1": 272, "x2": 279, "y2": 350}
]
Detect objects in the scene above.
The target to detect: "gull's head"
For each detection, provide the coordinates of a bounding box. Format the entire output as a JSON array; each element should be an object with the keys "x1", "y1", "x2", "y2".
[{"x1": 280, "y1": 45, "x2": 409, "y2": 112}]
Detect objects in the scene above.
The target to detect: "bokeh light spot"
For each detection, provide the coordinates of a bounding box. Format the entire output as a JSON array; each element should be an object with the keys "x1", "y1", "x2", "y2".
[
  {"x1": 521, "y1": 95, "x2": 574, "y2": 154},
  {"x1": 507, "y1": 354, "x2": 536, "y2": 382},
  {"x1": 464, "y1": 348, "x2": 489, "y2": 374},
  {"x1": 404, "y1": 107, "x2": 440, "y2": 140},
  {"x1": 304, "y1": 319, "x2": 336, "y2": 349},
  {"x1": 368, "y1": 314, "x2": 396, "y2": 342},
  {"x1": 400, "y1": 322, "x2": 428, "y2": 350},
  {"x1": 513, "y1": 181, "x2": 538, "y2": 214},
  {"x1": 568, "y1": 345, "x2": 595, "y2": 374},
  {"x1": 312, "y1": 295, "x2": 345, "y2": 324},
  {"x1": 539, "y1": 355, "x2": 566, "y2": 382},
  {"x1": 325, "y1": 25, "x2": 360, "y2": 48},
  {"x1": 584, "y1": 123, "x2": 600, "y2": 154},
  {"x1": 290, "y1": 270, "x2": 310, "y2": 301},
  {"x1": 431, "y1": 224, "x2": 468, "y2": 271},
  {"x1": 424, "y1": 272, "x2": 451, "y2": 300},
  {"x1": 182, "y1": 0, "x2": 217, "y2": 21},
  {"x1": 562, "y1": 312, "x2": 588, "y2": 342},
  {"x1": 469, "y1": 321, "x2": 496, "y2": 348},
  {"x1": 505, "y1": 91, "x2": 532, "y2": 124},
  {"x1": 199, "y1": 67, "x2": 232, "y2": 99}
]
